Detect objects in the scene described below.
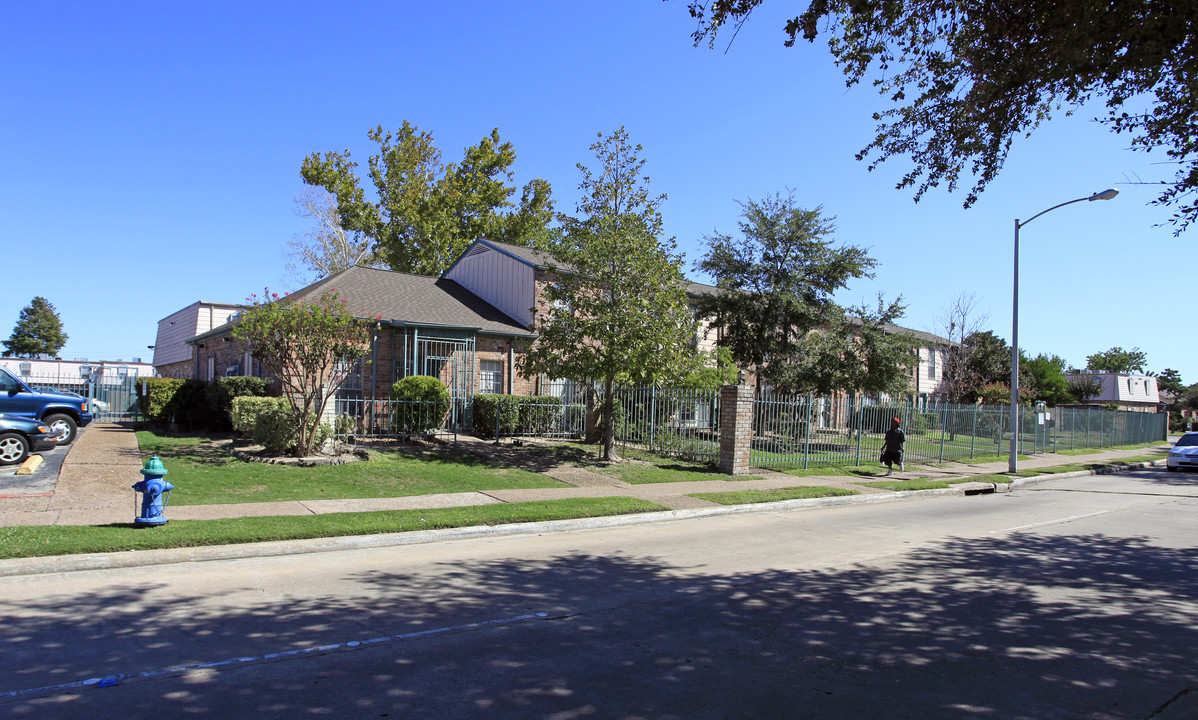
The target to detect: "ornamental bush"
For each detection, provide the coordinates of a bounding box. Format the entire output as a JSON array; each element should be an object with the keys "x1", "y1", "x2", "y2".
[
  {"x1": 231, "y1": 396, "x2": 287, "y2": 436},
  {"x1": 473, "y1": 394, "x2": 566, "y2": 438},
  {"x1": 390, "y1": 375, "x2": 451, "y2": 435},
  {"x1": 138, "y1": 378, "x2": 185, "y2": 427},
  {"x1": 253, "y1": 403, "x2": 330, "y2": 455},
  {"x1": 207, "y1": 376, "x2": 270, "y2": 430}
]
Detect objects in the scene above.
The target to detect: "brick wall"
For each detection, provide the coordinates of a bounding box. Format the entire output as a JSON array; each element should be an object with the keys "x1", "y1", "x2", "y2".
[{"x1": 193, "y1": 333, "x2": 256, "y2": 381}]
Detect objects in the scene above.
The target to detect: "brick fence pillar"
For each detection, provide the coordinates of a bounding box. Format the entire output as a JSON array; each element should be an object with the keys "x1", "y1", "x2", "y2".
[{"x1": 719, "y1": 384, "x2": 754, "y2": 475}]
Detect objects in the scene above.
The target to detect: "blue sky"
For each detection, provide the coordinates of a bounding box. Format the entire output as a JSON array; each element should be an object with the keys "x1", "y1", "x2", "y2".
[{"x1": 2, "y1": 1, "x2": 1187, "y2": 383}]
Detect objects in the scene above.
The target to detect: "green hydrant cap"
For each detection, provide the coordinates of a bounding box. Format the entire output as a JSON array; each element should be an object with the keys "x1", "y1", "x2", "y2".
[{"x1": 140, "y1": 456, "x2": 169, "y2": 476}]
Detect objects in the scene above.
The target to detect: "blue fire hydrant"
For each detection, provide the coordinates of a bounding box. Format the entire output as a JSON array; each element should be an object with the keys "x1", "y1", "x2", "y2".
[{"x1": 132, "y1": 456, "x2": 174, "y2": 526}]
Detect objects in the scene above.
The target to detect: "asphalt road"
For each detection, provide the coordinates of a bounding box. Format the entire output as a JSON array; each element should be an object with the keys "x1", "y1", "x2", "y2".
[{"x1": 1, "y1": 467, "x2": 1196, "y2": 719}]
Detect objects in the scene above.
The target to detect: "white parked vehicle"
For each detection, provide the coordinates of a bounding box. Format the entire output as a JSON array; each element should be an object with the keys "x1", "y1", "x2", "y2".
[
  {"x1": 32, "y1": 387, "x2": 107, "y2": 415},
  {"x1": 1166, "y1": 431, "x2": 1198, "y2": 472}
]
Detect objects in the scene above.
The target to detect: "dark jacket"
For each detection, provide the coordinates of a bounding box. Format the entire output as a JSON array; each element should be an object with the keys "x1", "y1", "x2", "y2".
[{"x1": 883, "y1": 426, "x2": 906, "y2": 460}]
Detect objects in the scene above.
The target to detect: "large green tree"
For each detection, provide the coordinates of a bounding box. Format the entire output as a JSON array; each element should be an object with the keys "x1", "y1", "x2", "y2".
[
  {"x1": 1086, "y1": 346, "x2": 1148, "y2": 373},
  {"x1": 962, "y1": 331, "x2": 1012, "y2": 398},
  {"x1": 1023, "y1": 354, "x2": 1072, "y2": 406},
  {"x1": 695, "y1": 192, "x2": 912, "y2": 395},
  {"x1": 519, "y1": 128, "x2": 698, "y2": 461},
  {"x1": 233, "y1": 289, "x2": 374, "y2": 457},
  {"x1": 3, "y1": 297, "x2": 68, "y2": 357},
  {"x1": 1157, "y1": 368, "x2": 1185, "y2": 395},
  {"x1": 301, "y1": 122, "x2": 554, "y2": 276},
  {"x1": 686, "y1": 0, "x2": 1198, "y2": 231}
]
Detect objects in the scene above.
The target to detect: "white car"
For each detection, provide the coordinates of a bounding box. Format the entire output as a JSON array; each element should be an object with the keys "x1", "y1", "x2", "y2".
[
  {"x1": 32, "y1": 387, "x2": 108, "y2": 415},
  {"x1": 1166, "y1": 432, "x2": 1198, "y2": 472}
]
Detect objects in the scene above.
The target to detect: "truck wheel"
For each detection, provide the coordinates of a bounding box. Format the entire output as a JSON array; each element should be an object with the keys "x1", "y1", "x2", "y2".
[
  {"x1": 0, "y1": 432, "x2": 30, "y2": 466},
  {"x1": 44, "y1": 414, "x2": 78, "y2": 445}
]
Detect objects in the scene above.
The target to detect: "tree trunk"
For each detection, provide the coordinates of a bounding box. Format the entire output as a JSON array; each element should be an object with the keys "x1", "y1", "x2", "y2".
[{"x1": 602, "y1": 376, "x2": 617, "y2": 461}]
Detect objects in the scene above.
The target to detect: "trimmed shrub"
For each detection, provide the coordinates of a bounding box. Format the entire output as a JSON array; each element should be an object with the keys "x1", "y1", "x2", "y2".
[
  {"x1": 206, "y1": 376, "x2": 270, "y2": 430},
  {"x1": 232, "y1": 396, "x2": 287, "y2": 436},
  {"x1": 474, "y1": 394, "x2": 520, "y2": 438},
  {"x1": 232, "y1": 396, "x2": 330, "y2": 454},
  {"x1": 138, "y1": 378, "x2": 185, "y2": 427},
  {"x1": 175, "y1": 379, "x2": 212, "y2": 430},
  {"x1": 473, "y1": 394, "x2": 566, "y2": 438},
  {"x1": 252, "y1": 403, "x2": 330, "y2": 455},
  {"x1": 391, "y1": 376, "x2": 451, "y2": 435}
]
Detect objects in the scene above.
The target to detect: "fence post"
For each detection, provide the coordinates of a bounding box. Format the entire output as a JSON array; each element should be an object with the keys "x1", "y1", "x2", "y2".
[
  {"x1": 718, "y1": 384, "x2": 754, "y2": 475},
  {"x1": 970, "y1": 403, "x2": 978, "y2": 460},
  {"x1": 649, "y1": 386, "x2": 657, "y2": 453},
  {"x1": 804, "y1": 394, "x2": 812, "y2": 471},
  {"x1": 938, "y1": 408, "x2": 946, "y2": 463},
  {"x1": 853, "y1": 393, "x2": 863, "y2": 467}
]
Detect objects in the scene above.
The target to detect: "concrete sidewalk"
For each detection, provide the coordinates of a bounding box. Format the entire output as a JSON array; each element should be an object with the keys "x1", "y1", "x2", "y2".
[{"x1": 0, "y1": 423, "x2": 1171, "y2": 527}]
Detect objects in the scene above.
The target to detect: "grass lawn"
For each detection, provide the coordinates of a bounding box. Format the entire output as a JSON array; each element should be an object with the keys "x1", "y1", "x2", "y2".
[
  {"x1": 962, "y1": 454, "x2": 1164, "y2": 484},
  {"x1": 690, "y1": 486, "x2": 859, "y2": 505},
  {"x1": 861, "y1": 478, "x2": 967, "y2": 491},
  {"x1": 136, "y1": 432, "x2": 566, "y2": 506},
  {"x1": 777, "y1": 464, "x2": 889, "y2": 479},
  {"x1": 492, "y1": 441, "x2": 761, "y2": 484},
  {"x1": 602, "y1": 451, "x2": 762, "y2": 484},
  {"x1": 0, "y1": 497, "x2": 666, "y2": 560}
]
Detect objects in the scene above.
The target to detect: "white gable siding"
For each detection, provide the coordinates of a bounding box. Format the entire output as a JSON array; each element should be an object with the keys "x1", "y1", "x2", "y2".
[
  {"x1": 1066, "y1": 373, "x2": 1160, "y2": 405},
  {"x1": 444, "y1": 245, "x2": 535, "y2": 328},
  {"x1": 153, "y1": 302, "x2": 241, "y2": 368}
]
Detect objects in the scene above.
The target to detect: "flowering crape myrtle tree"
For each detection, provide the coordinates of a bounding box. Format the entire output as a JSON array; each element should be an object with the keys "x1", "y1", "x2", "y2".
[{"x1": 233, "y1": 289, "x2": 375, "y2": 457}]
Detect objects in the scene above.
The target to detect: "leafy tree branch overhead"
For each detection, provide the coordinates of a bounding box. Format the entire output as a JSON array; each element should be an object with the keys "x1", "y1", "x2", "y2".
[
  {"x1": 684, "y1": 0, "x2": 1198, "y2": 232},
  {"x1": 301, "y1": 122, "x2": 555, "y2": 276}
]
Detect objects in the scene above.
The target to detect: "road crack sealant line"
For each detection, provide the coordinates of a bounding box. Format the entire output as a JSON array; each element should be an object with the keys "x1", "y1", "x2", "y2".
[{"x1": 0, "y1": 611, "x2": 553, "y2": 703}]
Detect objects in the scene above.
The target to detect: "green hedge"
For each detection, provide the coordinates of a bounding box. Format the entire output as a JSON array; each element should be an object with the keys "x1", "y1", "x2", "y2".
[
  {"x1": 206, "y1": 376, "x2": 270, "y2": 430},
  {"x1": 253, "y1": 403, "x2": 329, "y2": 455},
  {"x1": 230, "y1": 396, "x2": 329, "y2": 454},
  {"x1": 231, "y1": 396, "x2": 287, "y2": 436},
  {"x1": 390, "y1": 376, "x2": 451, "y2": 435},
  {"x1": 474, "y1": 394, "x2": 566, "y2": 438},
  {"x1": 138, "y1": 378, "x2": 185, "y2": 426}
]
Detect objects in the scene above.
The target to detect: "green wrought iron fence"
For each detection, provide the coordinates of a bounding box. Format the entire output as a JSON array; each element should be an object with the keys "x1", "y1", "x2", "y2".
[
  {"x1": 613, "y1": 386, "x2": 722, "y2": 463},
  {"x1": 750, "y1": 394, "x2": 1164, "y2": 470},
  {"x1": 18, "y1": 372, "x2": 140, "y2": 422},
  {"x1": 329, "y1": 397, "x2": 461, "y2": 443}
]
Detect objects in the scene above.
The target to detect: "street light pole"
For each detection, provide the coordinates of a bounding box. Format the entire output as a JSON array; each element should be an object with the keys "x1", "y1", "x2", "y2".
[{"x1": 1009, "y1": 188, "x2": 1119, "y2": 473}]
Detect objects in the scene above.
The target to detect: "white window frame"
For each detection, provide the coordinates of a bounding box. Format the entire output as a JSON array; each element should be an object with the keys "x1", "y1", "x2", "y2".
[{"x1": 480, "y1": 360, "x2": 504, "y2": 395}]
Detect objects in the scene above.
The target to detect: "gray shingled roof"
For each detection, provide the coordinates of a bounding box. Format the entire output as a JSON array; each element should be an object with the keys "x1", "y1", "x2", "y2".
[{"x1": 294, "y1": 266, "x2": 533, "y2": 336}]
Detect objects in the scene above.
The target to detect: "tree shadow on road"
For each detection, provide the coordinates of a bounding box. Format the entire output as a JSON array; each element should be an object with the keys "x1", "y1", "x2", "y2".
[{"x1": 2, "y1": 528, "x2": 1196, "y2": 718}]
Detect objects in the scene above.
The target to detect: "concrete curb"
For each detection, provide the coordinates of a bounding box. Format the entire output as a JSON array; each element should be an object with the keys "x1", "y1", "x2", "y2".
[
  {"x1": 1007, "y1": 460, "x2": 1162, "y2": 489},
  {"x1": 0, "y1": 459, "x2": 1164, "y2": 578}
]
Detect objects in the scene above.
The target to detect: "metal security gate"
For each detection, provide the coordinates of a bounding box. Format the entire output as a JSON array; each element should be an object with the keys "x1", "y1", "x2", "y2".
[
  {"x1": 333, "y1": 327, "x2": 476, "y2": 440},
  {"x1": 14, "y1": 371, "x2": 139, "y2": 422},
  {"x1": 394, "y1": 328, "x2": 475, "y2": 431}
]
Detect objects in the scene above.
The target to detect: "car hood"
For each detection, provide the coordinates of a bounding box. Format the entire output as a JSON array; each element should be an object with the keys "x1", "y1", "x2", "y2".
[
  {"x1": 33, "y1": 390, "x2": 88, "y2": 405},
  {"x1": 0, "y1": 414, "x2": 47, "y2": 430},
  {"x1": 1169, "y1": 445, "x2": 1198, "y2": 455}
]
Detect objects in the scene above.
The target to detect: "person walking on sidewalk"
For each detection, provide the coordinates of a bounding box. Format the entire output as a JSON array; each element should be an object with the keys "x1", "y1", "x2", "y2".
[{"x1": 882, "y1": 417, "x2": 905, "y2": 476}]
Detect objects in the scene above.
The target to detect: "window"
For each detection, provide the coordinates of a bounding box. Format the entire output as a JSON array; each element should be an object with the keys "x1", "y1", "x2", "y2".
[
  {"x1": 207, "y1": 357, "x2": 215, "y2": 381},
  {"x1": 117, "y1": 365, "x2": 129, "y2": 377},
  {"x1": 79, "y1": 365, "x2": 91, "y2": 378},
  {"x1": 480, "y1": 360, "x2": 504, "y2": 394},
  {"x1": 927, "y1": 347, "x2": 937, "y2": 380},
  {"x1": 18, "y1": 362, "x2": 31, "y2": 376}
]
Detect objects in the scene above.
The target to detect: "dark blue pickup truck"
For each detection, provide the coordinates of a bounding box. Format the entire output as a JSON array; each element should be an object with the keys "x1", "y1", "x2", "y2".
[{"x1": 0, "y1": 366, "x2": 93, "y2": 445}]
